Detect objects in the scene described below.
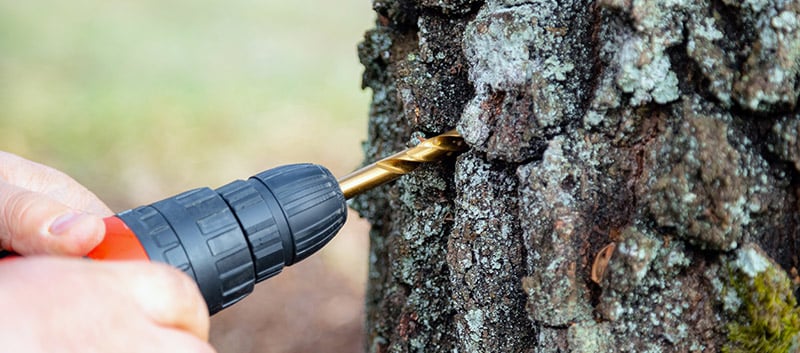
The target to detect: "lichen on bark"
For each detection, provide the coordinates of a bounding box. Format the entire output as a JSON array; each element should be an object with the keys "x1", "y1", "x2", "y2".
[
  {"x1": 354, "y1": 0, "x2": 800, "y2": 352},
  {"x1": 647, "y1": 98, "x2": 749, "y2": 251}
]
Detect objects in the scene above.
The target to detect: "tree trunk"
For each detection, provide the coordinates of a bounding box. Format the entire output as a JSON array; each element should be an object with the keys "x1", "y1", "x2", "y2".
[{"x1": 353, "y1": 0, "x2": 800, "y2": 352}]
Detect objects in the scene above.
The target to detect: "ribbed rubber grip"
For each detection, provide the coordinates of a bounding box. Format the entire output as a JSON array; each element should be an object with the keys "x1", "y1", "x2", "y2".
[
  {"x1": 115, "y1": 164, "x2": 347, "y2": 315},
  {"x1": 216, "y1": 180, "x2": 287, "y2": 282},
  {"x1": 250, "y1": 164, "x2": 347, "y2": 265},
  {"x1": 118, "y1": 189, "x2": 255, "y2": 314}
]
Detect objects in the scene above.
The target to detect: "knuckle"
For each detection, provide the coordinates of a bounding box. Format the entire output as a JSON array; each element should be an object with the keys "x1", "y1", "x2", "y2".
[
  {"x1": 1, "y1": 190, "x2": 38, "y2": 251},
  {"x1": 5, "y1": 190, "x2": 35, "y2": 226}
]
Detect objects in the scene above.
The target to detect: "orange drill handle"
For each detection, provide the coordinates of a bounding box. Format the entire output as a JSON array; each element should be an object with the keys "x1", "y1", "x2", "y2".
[{"x1": 86, "y1": 217, "x2": 149, "y2": 261}]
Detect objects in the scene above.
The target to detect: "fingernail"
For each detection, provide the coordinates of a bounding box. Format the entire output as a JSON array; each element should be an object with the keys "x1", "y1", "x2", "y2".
[{"x1": 49, "y1": 212, "x2": 86, "y2": 236}]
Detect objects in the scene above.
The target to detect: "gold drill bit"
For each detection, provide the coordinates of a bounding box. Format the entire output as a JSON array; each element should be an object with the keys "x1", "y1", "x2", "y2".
[{"x1": 338, "y1": 129, "x2": 467, "y2": 199}]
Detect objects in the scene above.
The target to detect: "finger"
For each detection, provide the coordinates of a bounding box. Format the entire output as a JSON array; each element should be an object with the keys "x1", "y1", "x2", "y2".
[
  {"x1": 117, "y1": 262, "x2": 211, "y2": 341},
  {"x1": 0, "y1": 180, "x2": 105, "y2": 255},
  {"x1": 0, "y1": 151, "x2": 113, "y2": 216},
  {"x1": 0, "y1": 258, "x2": 215, "y2": 353}
]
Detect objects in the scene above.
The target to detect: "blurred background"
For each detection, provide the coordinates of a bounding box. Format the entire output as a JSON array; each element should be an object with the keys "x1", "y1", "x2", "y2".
[{"x1": 0, "y1": 0, "x2": 374, "y2": 352}]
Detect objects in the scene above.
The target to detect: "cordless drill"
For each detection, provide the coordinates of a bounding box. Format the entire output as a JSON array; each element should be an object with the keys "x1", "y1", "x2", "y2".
[
  {"x1": 82, "y1": 129, "x2": 465, "y2": 315},
  {"x1": 0, "y1": 131, "x2": 464, "y2": 315},
  {"x1": 89, "y1": 164, "x2": 346, "y2": 315}
]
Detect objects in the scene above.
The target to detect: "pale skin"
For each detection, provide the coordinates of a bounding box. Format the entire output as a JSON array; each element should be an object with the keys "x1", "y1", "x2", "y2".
[{"x1": 0, "y1": 151, "x2": 214, "y2": 353}]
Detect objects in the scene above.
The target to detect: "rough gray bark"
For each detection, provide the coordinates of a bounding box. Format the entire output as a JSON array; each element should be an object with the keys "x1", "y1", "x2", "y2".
[{"x1": 353, "y1": 0, "x2": 800, "y2": 352}]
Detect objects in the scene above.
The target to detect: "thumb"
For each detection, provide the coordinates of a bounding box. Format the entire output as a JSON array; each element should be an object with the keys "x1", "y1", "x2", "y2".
[{"x1": 0, "y1": 180, "x2": 105, "y2": 256}]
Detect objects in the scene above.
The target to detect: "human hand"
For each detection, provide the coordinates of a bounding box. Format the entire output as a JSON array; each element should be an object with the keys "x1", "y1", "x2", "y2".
[
  {"x1": 0, "y1": 257, "x2": 214, "y2": 353},
  {"x1": 0, "y1": 152, "x2": 214, "y2": 351},
  {"x1": 0, "y1": 151, "x2": 112, "y2": 256}
]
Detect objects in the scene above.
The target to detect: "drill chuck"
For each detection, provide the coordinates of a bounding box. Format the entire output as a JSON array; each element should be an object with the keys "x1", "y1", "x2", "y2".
[{"x1": 89, "y1": 164, "x2": 346, "y2": 315}]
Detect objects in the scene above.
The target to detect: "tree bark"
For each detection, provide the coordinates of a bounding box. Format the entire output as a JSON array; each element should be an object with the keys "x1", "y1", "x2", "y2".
[{"x1": 354, "y1": 0, "x2": 800, "y2": 352}]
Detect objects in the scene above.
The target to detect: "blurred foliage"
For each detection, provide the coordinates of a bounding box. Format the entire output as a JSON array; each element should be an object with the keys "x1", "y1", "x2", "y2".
[
  {"x1": 0, "y1": 0, "x2": 373, "y2": 209},
  {"x1": 0, "y1": 3, "x2": 375, "y2": 351}
]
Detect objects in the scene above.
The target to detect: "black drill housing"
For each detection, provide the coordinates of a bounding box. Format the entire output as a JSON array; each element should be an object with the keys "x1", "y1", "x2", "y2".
[{"x1": 115, "y1": 164, "x2": 347, "y2": 314}]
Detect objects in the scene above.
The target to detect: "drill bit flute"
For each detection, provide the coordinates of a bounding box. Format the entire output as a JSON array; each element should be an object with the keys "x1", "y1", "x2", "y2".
[{"x1": 338, "y1": 129, "x2": 467, "y2": 199}]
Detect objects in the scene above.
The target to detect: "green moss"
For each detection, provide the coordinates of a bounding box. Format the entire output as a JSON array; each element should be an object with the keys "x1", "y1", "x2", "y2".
[{"x1": 724, "y1": 249, "x2": 800, "y2": 353}]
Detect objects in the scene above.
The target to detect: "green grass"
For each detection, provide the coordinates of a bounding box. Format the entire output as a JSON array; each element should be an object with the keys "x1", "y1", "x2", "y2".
[{"x1": 0, "y1": 0, "x2": 374, "y2": 209}]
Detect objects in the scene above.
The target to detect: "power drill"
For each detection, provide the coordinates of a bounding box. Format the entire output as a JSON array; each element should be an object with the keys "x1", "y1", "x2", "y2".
[
  {"x1": 90, "y1": 164, "x2": 344, "y2": 315},
  {"x1": 85, "y1": 130, "x2": 466, "y2": 315}
]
